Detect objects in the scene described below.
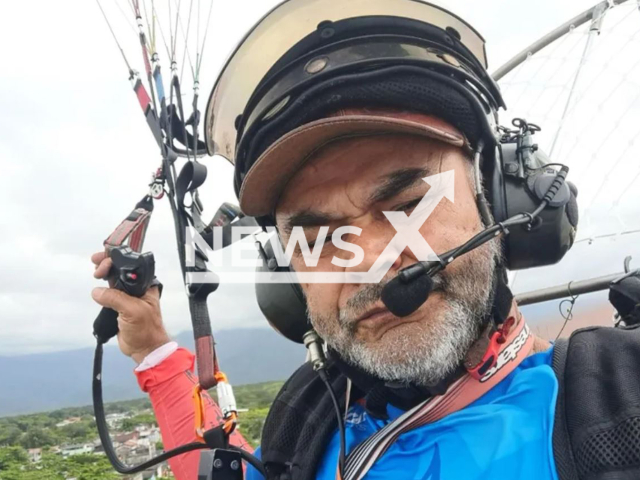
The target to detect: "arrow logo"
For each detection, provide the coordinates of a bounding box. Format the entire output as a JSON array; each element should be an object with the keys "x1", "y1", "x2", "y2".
[
  {"x1": 363, "y1": 171, "x2": 455, "y2": 283},
  {"x1": 186, "y1": 171, "x2": 456, "y2": 284}
]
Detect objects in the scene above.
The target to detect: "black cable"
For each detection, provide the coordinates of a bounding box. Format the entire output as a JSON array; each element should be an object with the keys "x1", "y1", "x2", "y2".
[
  {"x1": 93, "y1": 342, "x2": 211, "y2": 474},
  {"x1": 555, "y1": 282, "x2": 578, "y2": 341},
  {"x1": 318, "y1": 369, "x2": 346, "y2": 477},
  {"x1": 449, "y1": 163, "x2": 570, "y2": 263},
  {"x1": 94, "y1": 342, "x2": 269, "y2": 476},
  {"x1": 423, "y1": 165, "x2": 571, "y2": 279}
]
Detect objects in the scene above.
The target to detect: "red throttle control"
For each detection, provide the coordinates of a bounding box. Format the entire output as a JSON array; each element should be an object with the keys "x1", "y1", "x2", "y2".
[{"x1": 93, "y1": 246, "x2": 161, "y2": 344}]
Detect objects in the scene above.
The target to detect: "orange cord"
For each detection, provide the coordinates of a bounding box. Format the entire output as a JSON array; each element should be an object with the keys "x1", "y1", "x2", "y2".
[{"x1": 192, "y1": 384, "x2": 206, "y2": 442}]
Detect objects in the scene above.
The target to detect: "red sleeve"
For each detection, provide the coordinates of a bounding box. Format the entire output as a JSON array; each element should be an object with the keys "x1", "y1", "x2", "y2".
[{"x1": 135, "y1": 348, "x2": 252, "y2": 480}]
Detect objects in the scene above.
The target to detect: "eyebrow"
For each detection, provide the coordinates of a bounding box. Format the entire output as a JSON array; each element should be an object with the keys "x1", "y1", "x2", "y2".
[
  {"x1": 281, "y1": 167, "x2": 431, "y2": 235},
  {"x1": 282, "y1": 210, "x2": 343, "y2": 236},
  {"x1": 368, "y1": 167, "x2": 430, "y2": 204}
]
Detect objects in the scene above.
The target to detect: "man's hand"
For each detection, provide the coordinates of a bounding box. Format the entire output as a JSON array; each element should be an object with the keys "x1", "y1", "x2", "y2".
[{"x1": 91, "y1": 251, "x2": 171, "y2": 364}]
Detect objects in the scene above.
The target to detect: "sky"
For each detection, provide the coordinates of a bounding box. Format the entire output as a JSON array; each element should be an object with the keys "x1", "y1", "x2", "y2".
[{"x1": 0, "y1": 0, "x2": 638, "y2": 356}]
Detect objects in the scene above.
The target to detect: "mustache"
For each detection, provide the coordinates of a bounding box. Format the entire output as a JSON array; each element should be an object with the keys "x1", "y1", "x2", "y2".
[{"x1": 339, "y1": 271, "x2": 449, "y2": 328}]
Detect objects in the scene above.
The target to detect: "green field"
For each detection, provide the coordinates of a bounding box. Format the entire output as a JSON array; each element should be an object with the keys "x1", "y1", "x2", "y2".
[{"x1": 0, "y1": 381, "x2": 284, "y2": 479}]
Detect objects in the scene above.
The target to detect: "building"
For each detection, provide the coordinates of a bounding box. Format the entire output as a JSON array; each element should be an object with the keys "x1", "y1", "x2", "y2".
[
  {"x1": 106, "y1": 412, "x2": 131, "y2": 428},
  {"x1": 122, "y1": 462, "x2": 170, "y2": 480},
  {"x1": 121, "y1": 442, "x2": 156, "y2": 466},
  {"x1": 61, "y1": 444, "x2": 94, "y2": 457},
  {"x1": 55, "y1": 417, "x2": 82, "y2": 428},
  {"x1": 27, "y1": 448, "x2": 42, "y2": 463},
  {"x1": 114, "y1": 431, "x2": 139, "y2": 444}
]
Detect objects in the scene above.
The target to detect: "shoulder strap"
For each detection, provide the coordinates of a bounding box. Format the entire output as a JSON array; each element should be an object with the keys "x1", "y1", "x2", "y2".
[
  {"x1": 553, "y1": 324, "x2": 640, "y2": 480},
  {"x1": 260, "y1": 362, "x2": 350, "y2": 480},
  {"x1": 551, "y1": 338, "x2": 579, "y2": 480}
]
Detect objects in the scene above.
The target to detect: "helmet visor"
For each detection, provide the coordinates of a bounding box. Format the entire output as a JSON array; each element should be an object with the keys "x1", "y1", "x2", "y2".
[{"x1": 204, "y1": 0, "x2": 488, "y2": 163}]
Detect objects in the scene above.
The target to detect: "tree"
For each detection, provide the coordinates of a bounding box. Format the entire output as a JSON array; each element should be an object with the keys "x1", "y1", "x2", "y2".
[
  {"x1": 18, "y1": 428, "x2": 56, "y2": 449},
  {"x1": 0, "y1": 427, "x2": 22, "y2": 447},
  {"x1": 59, "y1": 422, "x2": 90, "y2": 442},
  {"x1": 64, "y1": 454, "x2": 118, "y2": 480},
  {"x1": 236, "y1": 408, "x2": 270, "y2": 447},
  {"x1": 0, "y1": 451, "x2": 118, "y2": 480},
  {"x1": 0, "y1": 447, "x2": 28, "y2": 470},
  {"x1": 121, "y1": 413, "x2": 157, "y2": 431}
]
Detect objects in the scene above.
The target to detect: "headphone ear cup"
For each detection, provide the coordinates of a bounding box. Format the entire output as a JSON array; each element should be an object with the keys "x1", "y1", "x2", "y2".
[
  {"x1": 255, "y1": 239, "x2": 310, "y2": 344},
  {"x1": 565, "y1": 181, "x2": 579, "y2": 229},
  {"x1": 485, "y1": 143, "x2": 577, "y2": 270}
]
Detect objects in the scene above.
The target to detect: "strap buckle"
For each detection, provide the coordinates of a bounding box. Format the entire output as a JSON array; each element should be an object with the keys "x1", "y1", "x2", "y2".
[
  {"x1": 193, "y1": 384, "x2": 207, "y2": 441},
  {"x1": 193, "y1": 374, "x2": 238, "y2": 443},
  {"x1": 467, "y1": 316, "x2": 516, "y2": 381},
  {"x1": 149, "y1": 168, "x2": 165, "y2": 199}
]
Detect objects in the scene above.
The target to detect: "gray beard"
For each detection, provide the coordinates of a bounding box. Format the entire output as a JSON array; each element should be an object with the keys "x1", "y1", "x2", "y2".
[{"x1": 308, "y1": 239, "x2": 501, "y2": 387}]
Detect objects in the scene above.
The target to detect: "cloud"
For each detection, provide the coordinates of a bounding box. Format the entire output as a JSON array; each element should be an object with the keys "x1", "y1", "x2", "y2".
[{"x1": 0, "y1": 0, "x2": 637, "y2": 356}]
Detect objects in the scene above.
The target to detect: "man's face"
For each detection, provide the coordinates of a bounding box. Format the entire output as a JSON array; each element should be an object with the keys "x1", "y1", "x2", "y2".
[{"x1": 275, "y1": 133, "x2": 500, "y2": 386}]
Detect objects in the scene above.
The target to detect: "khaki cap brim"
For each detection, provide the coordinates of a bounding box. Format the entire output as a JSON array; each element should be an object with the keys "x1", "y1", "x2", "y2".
[{"x1": 239, "y1": 110, "x2": 470, "y2": 217}]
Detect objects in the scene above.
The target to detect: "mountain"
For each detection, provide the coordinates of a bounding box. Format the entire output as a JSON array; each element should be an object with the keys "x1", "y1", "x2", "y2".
[
  {"x1": 0, "y1": 328, "x2": 305, "y2": 417},
  {"x1": 0, "y1": 296, "x2": 617, "y2": 417}
]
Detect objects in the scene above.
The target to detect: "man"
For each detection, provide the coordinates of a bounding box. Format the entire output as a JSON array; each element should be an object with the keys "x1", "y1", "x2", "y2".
[{"x1": 92, "y1": 1, "x2": 640, "y2": 479}]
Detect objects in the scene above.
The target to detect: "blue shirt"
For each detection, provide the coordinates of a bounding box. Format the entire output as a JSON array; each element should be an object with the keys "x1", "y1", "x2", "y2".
[{"x1": 247, "y1": 347, "x2": 558, "y2": 480}]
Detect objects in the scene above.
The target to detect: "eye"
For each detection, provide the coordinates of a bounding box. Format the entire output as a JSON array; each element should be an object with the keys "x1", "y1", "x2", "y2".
[
  {"x1": 308, "y1": 230, "x2": 336, "y2": 250},
  {"x1": 395, "y1": 198, "x2": 421, "y2": 213},
  {"x1": 304, "y1": 230, "x2": 335, "y2": 251}
]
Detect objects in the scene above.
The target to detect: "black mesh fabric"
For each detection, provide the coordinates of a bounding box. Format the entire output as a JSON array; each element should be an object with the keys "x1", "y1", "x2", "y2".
[
  {"x1": 576, "y1": 416, "x2": 640, "y2": 477},
  {"x1": 555, "y1": 324, "x2": 640, "y2": 480},
  {"x1": 260, "y1": 361, "x2": 348, "y2": 480},
  {"x1": 236, "y1": 67, "x2": 485, "y2": 195}
]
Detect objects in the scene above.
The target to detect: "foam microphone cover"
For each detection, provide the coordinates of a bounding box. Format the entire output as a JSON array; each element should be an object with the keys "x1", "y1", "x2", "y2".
[{"x1": 381, "y1": 274, "x2": 435, "y2": 317}]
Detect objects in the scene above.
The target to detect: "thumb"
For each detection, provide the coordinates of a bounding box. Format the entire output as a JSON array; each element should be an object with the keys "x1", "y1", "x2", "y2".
[
  {"x1": 144, "y1": 285, "x2": 161, "y2": 302},
  {"x1": 92, "y1": 287, "x2": 135, "y2": 314}
]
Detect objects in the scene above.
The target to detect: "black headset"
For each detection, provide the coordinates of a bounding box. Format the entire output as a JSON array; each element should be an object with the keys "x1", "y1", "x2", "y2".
[
  {"x1": 253, "y1": 121, "x2": 578, "y2": 344},
  {"x1": 236, "y1": 17, "x2": 580, "y2": 344}
]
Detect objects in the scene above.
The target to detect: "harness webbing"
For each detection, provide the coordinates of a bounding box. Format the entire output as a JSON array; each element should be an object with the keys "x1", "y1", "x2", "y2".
[{"x1": 104, "y1": 196, "x2": 154, "y2": 253}]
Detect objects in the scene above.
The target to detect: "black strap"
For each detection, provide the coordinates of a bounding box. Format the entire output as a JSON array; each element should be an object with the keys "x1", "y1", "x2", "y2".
[
  {"x1": 167, "y1": 85, "x2": 207, "y2": 152},
  {"x1": 176, "y1": 160, "x2": 208, "y2": 210},
  {"x1": 551, "y1": 338, "x2": 579, "y2": 480},
  {"x1": 176, "y1": 160, "x2": 208, "y2": 234},
  {"x1": 200, "y1": 215, "x2": 260, "y2": 251},
  {"x1": 203, "y1": 425, "x2": 229, "y2": 450}
]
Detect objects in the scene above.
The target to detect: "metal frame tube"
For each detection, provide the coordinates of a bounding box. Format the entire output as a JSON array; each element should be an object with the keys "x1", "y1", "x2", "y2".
[
  {"x1": 515, "y1": 272, "x2": 624, "y2": 306},
  {"x1": 492, "y1": 0, "x2": 630, "y2": 81}
]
